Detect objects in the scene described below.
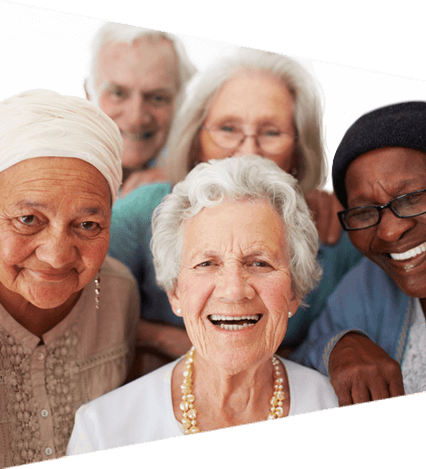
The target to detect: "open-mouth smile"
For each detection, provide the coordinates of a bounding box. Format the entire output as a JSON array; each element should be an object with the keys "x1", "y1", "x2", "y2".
[
  {"x1": 388, "y1": 241, "x2": 426, "y2": 261},
  {"x1": 208, "y1": 314, "x2": 262, "y2": 330}
]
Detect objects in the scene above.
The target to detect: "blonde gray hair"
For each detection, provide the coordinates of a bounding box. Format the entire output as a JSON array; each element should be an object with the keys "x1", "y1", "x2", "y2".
[
  {"x1": 152, "y1": 155, "x2": 321, "y2": 302},
  {"x1": 86, "y1": 22, "x2": 196, "y2": 109},
  {"x1": 164, "y1": 48, "x2": 326, "y2": 194}
]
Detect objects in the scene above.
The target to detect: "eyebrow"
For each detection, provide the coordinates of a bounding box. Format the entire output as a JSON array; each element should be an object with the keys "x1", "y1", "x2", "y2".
[
  {"x1": 100, "y1": 81, "x2": 175, "y2": 95},
  {"x1": 13, "y1": 200, "x2": 108, "y2": 218}
]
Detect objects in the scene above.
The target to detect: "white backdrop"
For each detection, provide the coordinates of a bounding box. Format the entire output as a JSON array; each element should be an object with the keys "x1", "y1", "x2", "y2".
[{"x1": 0, "y1": 0, "x2": 426, "y2": 190}]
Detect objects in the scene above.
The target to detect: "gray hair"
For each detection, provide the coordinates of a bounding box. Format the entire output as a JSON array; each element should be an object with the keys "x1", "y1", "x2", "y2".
[
  {"x1": 152, "y1": 155, "x2": 321, "y2": 303},
  {"x1": 164, "y1": 48, "x2": 326, "y2": 194},
  {"x1": 86, "y1": 22, "x2": 197, "y2": 109}
]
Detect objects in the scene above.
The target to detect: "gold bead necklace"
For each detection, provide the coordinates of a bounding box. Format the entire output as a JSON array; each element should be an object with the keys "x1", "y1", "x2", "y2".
[{"x1": 179, "y1": 346, "x2": 285, "y2": 434}]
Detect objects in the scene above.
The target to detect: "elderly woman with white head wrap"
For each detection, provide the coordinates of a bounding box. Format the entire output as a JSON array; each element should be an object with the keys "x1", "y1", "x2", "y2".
[{"x1": 0, "y1": 90, "x2": 139, "y2": 467}]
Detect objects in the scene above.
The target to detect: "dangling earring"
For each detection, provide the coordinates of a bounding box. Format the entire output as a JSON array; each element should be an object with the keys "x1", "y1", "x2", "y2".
[{"x1": 95, "y1": 272, "x2": 101, "y2": 310}]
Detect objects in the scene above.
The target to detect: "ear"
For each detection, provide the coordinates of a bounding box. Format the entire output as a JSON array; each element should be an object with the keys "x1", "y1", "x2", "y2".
[
  {"x1": 167, "y1": 284, "x2": 183, "y2": 317},
  {"x1": 83, "y1": 79, "x2": 91, "y2": 101},
  {"x1": 287, "y1": 288, "x2": 301, "y2": 318}
]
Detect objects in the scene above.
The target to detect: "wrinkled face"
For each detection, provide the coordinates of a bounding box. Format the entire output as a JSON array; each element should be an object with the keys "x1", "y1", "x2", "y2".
[
  {"x1": 167, "y1": 199, "x2": 299, "y2": 373},
  {"x1": 346, "y1": 147, "x2": 426, "y2": 298},
  {"x1": 0, "y1": 157, "x2": 111, "y2": 310},
  {"x1": 198, "y1": 71, "x2": 296, "y2": 171},
  {"x1": 96, "y1": 37, "x2": 179, "y2": 169}
]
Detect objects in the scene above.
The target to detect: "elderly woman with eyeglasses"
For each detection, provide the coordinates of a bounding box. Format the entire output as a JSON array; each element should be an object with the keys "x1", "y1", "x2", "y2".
[
  {"x1": 291, "y1": 101, "x2": 426, "y2": 405},
  {"x1": 67, "y1": 155, "x2": 338, "y2": 453},
  {"x1": 108, "y1": 47, "x2": 363, "y2": 373}
]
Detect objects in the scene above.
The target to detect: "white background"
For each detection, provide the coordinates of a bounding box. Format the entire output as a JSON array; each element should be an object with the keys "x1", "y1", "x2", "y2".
[{"x1": 0, "y1": 0, "x2": 426, "y2": 190}]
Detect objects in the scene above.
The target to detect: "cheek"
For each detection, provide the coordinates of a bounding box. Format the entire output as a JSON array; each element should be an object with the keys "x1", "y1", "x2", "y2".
[
  {"x1": 152, "y1": 105, "x2": 175, "y2": 130},
  {"x1": 348, "y1": 231, "x2": 371, "y2": 254},
  {"x1": 198, "y1": 132, "x2": 229, "y2": 162},
  {"x1": 269, "y1": 145, "x2": 296, "y2": 172},
  {"x1": 0, "y1": 230, "x2": 34, "y2": 267},
  {"x1": 78, "y1": 236, "x2": 110, "y2": 277},
  {"x1": 98, "y1": 96, "x2": 120, "y2": 120}
]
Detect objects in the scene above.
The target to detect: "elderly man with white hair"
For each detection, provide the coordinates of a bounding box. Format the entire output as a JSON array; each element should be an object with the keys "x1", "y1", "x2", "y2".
[{"x1": 85, "y1": 22, "x2": 196, "y2": 195}]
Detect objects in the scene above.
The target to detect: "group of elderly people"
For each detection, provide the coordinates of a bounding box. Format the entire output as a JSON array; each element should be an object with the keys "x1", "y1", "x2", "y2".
[{"x1": 0, "y1": 20, "x2": 425, "y2": 467}]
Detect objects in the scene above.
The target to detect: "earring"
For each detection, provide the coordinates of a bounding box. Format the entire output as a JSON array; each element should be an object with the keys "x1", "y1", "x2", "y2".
[
  {"x1": 95, "y1": 272, "x2": 101, "y2": 310},
  {"x1": 177, "y1": 308, "x2": 181, "y2": 315},
  {"x1": 288, "y1": 311, "x2": 292, "y2": 318}
]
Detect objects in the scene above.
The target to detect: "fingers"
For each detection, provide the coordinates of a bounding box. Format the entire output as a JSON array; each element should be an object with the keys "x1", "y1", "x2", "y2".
[{"x1": 305, "y1": 190, "x2": 343, "y2": 245}]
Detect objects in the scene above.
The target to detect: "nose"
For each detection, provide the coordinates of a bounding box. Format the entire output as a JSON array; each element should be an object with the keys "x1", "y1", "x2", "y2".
[
  {"x1": 375, "y1": 208, "x2": 416, "y2": 243},
  {"x1": 125, "y1": 94, "x2": 153, "y2": 128},
  {"x1": 233, "y1": 135, "x2": 261, "y2": 157},
  {"x1": 35, "y1": 228, "x2": 78, "y2": 268},
  {"x1": 215, "y1": 264, "x2": 255, "y2": 303}
]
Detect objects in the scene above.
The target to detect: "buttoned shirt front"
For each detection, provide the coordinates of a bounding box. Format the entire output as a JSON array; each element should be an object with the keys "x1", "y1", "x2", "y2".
[{"x1": 0, "y1": 256, "x2": 139, "y2": 467}]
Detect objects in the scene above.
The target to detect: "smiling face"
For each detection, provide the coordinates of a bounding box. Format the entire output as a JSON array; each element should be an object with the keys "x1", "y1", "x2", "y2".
[
  {"x1": 167, "y1": 199, "x2": 299, "y2": 373},
  {"x1": 0, "y1": 157, "x2": 111, "y2": 312},
  {"x1": 346, "y1": 147, "x2": 426, "y2": 298},
  {"x1": 197, "y1": 71, "x2": 296, "y2": 171},
  {"x1": 96, "y1": 36, "x2": 179, "y2": 169}
]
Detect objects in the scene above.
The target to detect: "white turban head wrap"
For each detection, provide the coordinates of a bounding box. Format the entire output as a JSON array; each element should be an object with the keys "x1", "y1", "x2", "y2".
[{"x1": 0, "y1": 89, "x2": 122, "y2": 203}]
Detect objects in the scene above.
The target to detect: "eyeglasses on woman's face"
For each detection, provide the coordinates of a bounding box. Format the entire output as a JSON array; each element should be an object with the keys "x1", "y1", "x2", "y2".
[
  {"x1": 202, "y1": 124, "x2": 297, "y2": 156},
  {"x1": 338, "y1": 189, "x2": 426, "y2": 231}
]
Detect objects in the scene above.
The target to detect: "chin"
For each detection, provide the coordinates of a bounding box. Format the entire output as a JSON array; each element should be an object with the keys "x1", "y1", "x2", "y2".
[{"x1": 24, "y1": 287, "x2": 79, "y2": 311}]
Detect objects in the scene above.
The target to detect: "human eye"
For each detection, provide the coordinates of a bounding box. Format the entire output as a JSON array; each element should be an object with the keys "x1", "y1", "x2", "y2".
[
  {"x1": 345, "y1": 207, "x2": 377, "y2": 228},
  {"x1": 247, "y1": 259, "x2": 273, "y2": 272},
  {"x1": 75, "y1": 221, "x2": 102, "y2": 237},
  {"x1": 104, "y1": 85, "x2": 128, "y2": 101},
  {"x1": 260, "y1": 127, "x2": 281, "y2": 137},
  {"x1": 147, "y1": 93, "x2": 173, "y2": 107},
  {"x1": 218, "y1": 124, "x2": 238, "y2": 133},
  {"x1": 19, "y1": 215, "x2": 37, "y2": 225},
  {"x1": 12, "y1": 215, "x2": 43, "y2": 234},
  {"x1": 195, "y1": 260, "x2": 215, "y2": 268}
]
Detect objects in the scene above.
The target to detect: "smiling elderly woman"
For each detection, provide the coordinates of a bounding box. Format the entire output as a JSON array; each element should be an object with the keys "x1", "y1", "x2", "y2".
[
  {"x1": 0, "y1": 90, "x2": 139, "y2": 466},
  {"x1": 67, "y1": 155, "x2": 337, "y2": 452}
]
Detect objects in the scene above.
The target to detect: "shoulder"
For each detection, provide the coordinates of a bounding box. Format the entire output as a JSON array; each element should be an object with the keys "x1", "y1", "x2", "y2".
[
  {"x1": 113, "y1": 182, "x2": 172, "y2": 215},
  {"x1": 282, "y1": 358, "x2": 338, "y2": 413},
  {"x1": 331, "y1": 257, "x2": 405, "y2": 304},
  {"x1": 100, "y1": 256, "x2": 137, "y2": 287},
  {"x1": 69, "y1": 359, "x2": 181, "y2": 451}
]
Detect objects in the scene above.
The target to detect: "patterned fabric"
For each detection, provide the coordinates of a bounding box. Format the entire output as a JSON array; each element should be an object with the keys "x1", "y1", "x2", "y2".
[{"x1": 0, "y1": 256, "x2": 139, "y2": 468}]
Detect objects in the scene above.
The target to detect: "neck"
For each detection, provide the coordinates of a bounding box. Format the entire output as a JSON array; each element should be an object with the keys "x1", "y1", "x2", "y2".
[
  {"x1": 0, "y1": 282, "x2": 81, "y2": 338},
  {"x1": 172, "y1": 349, "x2": 290, "y2": 432}
]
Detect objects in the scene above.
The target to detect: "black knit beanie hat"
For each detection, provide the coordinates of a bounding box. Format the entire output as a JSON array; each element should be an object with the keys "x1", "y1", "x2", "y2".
[{"x1": 332, "y1": 101, "x2": 426, "y2": 208}]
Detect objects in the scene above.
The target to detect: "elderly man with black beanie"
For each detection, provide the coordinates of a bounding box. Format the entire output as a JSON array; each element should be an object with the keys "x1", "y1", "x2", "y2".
[{"x1": 289, "y1": 101, "x2": 426, "y2": 405}]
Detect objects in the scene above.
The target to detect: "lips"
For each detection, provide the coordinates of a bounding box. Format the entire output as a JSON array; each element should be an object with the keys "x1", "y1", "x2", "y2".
[
  {"x1": 27, "y1": 269, "x2": 74, "y2": 282},
  {"x1": 208, "y1": 314, "x2": 261, "y2": 331},
  {"x1": 389, "y1": 241, "x2": 426, "y2": 261},
  {"x1": 121, "y1": 130, "x2": 157, "y2": 141}
]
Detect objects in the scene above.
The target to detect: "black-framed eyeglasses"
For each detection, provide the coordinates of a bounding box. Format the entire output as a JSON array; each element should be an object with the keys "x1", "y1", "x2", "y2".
[
  {"x1": 338, "y1": 189, "x2": 426, "y2": 231},
  {"x1": 202, "y1": 124, "x2": 297, "y2": 155}
]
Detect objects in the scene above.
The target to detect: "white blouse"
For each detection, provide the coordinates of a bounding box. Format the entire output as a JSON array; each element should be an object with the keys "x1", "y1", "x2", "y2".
[{"x1": 67, "y1": 357, "x2": 338, "y2": 455}]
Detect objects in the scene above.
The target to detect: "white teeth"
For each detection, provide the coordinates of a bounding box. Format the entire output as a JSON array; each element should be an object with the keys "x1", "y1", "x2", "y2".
[
  {"x1": 218, "y1": 323, "x2": 255, "y2": 330},
  {"x1": 390, "y1": 241, "x2": 426, "y2": 260},
  {"x1": 210, "y1": 314, "x2": 259, "y2": 321}
]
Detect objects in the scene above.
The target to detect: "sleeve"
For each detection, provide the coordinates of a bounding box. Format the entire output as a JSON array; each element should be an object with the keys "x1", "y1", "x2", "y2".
[
  {"x1": 288, "y1": 258, "x2": 407, "y2": 375},
  {"x1": 108, "y1": 182, "x2": 171, "y2": 274},
  {"x1": 67, "y1": 405, "x2": 97, "y2": 455}
]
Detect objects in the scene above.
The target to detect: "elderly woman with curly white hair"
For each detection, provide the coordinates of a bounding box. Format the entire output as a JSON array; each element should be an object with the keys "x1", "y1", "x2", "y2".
[{"x1": 67, "y1": 155, "x2": 337, "y2": 452}]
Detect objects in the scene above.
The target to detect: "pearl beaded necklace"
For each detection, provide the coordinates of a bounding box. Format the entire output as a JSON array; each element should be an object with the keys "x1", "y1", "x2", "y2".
[{"x1": 179, "y1": 347, "x2": 285, "y2": 434}]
